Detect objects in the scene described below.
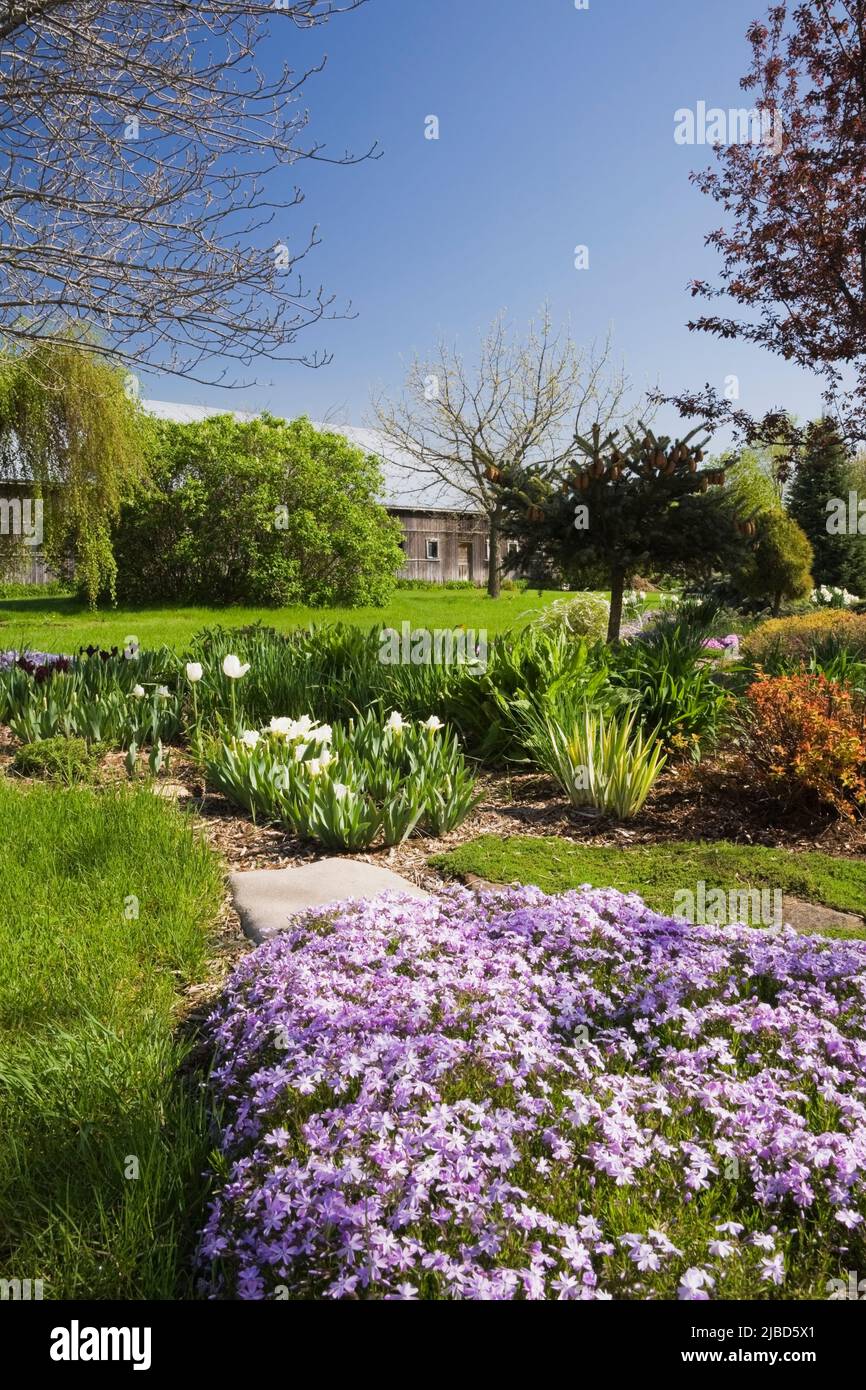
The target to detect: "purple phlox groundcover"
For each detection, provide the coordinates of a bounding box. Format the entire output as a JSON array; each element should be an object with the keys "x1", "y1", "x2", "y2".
[{"x1": 197, "y1": 885, "x2": 866, "y2": 1301}]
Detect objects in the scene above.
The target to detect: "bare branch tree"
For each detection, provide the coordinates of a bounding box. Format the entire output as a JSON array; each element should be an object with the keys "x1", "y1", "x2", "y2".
[
  {"x1": 372, "y1": 310, "x2": 645, "y2": 596},
  {"x1": 0, "y1": 0, "x2": 373, "y2": 386}
]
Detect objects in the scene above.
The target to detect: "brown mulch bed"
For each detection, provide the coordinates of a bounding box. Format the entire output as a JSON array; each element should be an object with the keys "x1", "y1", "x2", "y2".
[
  {"x1": 4, "y1": 721, "x2": 865, "y2": 870},
  {"x1": 4, "y1": 726, "x2": 864, "y2": 915},
  {"x1": 188, "y1": 757, "x2": 866, "y2": 890}
]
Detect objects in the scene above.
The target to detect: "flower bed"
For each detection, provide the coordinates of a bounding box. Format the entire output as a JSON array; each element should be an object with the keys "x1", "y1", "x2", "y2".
[
  {"x1": 198, "y1": 886, "x2": 866, "y2": 1300},
  {"x1": 0, "y1": 648, "x2": 68, "y2": 675},
  {"x1": 205, "y1": 711, "x2": 480, "y2": 850}
]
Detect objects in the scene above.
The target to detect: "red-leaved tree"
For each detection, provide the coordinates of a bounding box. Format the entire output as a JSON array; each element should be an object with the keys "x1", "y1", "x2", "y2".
[{"x1": 666, "y1": 1, "x2": 866, "y2": 449}]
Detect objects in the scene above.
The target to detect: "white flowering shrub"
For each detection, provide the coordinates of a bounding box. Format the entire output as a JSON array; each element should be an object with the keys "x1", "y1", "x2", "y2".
[{"x1": 811, "y1": 585, "x2": 860, "y2": 610}]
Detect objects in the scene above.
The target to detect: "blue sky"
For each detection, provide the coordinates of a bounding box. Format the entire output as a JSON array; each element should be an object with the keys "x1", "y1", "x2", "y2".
[{"x1": 145, "y1": 0, "x2": 821, "y2": 446}]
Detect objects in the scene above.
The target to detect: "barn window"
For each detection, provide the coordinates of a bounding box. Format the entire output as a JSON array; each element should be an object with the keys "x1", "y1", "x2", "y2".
[{"x1": 426, "y1": 538, "x2": 440, "y2": 561}]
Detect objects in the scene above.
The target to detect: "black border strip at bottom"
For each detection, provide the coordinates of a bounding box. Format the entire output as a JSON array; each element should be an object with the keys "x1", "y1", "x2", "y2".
[{"x1": 2, "y1": 1297, "x2": 856, "y2": 1376}]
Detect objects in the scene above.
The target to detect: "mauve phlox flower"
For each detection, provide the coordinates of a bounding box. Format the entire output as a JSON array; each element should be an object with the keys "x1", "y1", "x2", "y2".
[{"x1": 197, "y1": 885, "x2": 866, "y2": 1301}]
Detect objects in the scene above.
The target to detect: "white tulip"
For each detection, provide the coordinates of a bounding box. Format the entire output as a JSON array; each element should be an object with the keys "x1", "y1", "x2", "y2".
[
  {"x1": 307, "y1": 758, "x2": 322, "y2": 777},
  {"x1": 269, "y1": 716, "x2": 292, "y2": 737},
  {"x1": 318, "y1": 748, "x2": 336, "y2": 769},
  {"x1": 333, "y1": 783, "x2": 350, "y2": 801},
  {"x1": 222, "y1": 654, "x2": 250, "y2": 680},
  {"x1": 315, "y1": 724, "x2": 333, "y2": 744},
  {"x1": 156, "y1": 685, "x2": 170, "y2": 698},
  {"x1": 295, "y1": 715, "x2": 315, "y2": 735},
  {"x1": 240, "y1": 729, "x2": 260, "y2": 748},
  {"x1": 186, "y1": 662, "x2": 203, "y2": 683},
  {"x1": 386, "y1": 711, "x2": 405, "y2": 733},
  {"x1": 132, "y1": 684, "x2": 145, "y2": 698},
  {"x1": 422, "y1": 716, "x2": 444, "y2": 732}
]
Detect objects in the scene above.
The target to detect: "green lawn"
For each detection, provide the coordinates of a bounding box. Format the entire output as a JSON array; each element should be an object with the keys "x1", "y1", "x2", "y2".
[
  {"x1": 0, "y1": 587, "x2": 570, "y2": 654},
  {"x1": 433, "y1": 835, "x2": 866, "y2": 935},
  {"x1": 0, "y1": 782, "x2": 224, "y2": 1299}
]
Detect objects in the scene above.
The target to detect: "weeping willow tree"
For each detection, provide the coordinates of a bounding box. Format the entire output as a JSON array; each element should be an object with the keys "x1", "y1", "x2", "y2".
[{"x1": 0, "y1": 339, "x2": 150, "y2": 604}]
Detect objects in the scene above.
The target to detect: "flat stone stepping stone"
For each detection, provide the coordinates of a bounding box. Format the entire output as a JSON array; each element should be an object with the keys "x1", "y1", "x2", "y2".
[
  {"x1": 230, "y1": 858, "x2": 431, "y2": 945},
  {"x1": 782, "y1": 896, "x2": 864, "y2": 937},
  {"x1": 151, "y1": 781, "x2": 192, "y2": 801}
]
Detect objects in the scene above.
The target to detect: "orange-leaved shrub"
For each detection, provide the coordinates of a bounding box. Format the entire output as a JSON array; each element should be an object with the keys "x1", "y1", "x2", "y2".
[{"x1": 742, "y1": 672, "x2": 866, "y2": 818}]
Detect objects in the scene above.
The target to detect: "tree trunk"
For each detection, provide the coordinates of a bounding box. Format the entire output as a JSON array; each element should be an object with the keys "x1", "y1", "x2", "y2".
[
  {"x1": 608, "y1": 566, "x2": 626, "y2": 644},
  {"x1": 487, "y1": 510, "x2": 501, "y2": 598},
  {"x1": 772, "y1": 591, "x2": 782, "y2": 617}
]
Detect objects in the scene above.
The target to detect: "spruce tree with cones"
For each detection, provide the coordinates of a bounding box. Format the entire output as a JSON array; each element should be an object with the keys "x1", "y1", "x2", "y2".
[{"x1": 498, "y1": 421, "x2": 746, "y2": 642}]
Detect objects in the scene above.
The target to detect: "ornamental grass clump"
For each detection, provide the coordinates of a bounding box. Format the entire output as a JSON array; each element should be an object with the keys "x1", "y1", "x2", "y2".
[
  {"x1": 530, "y1": 592, "x2": 610, "y2": 644},
  {"x1": 198, "y1": 885, "x2": 866, "y2": 1300},
  {"x1": 524, "y1": 705, "x2": 666, "y2": 818},
  {"x1": 205, "y1": 711, "x2": 480, "y2": 851}
]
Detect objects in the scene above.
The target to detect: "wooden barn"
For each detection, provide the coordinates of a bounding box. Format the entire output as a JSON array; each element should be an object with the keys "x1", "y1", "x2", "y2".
[
  {"x1": 2, "y1": 406, "x2": 499, "y2": 587},
  {"x1": 322, "y1": 424, "x2": 492, "y2": 585},
  {"x1": 143, "y1": 407, "x2": 499, "y2": 586}
]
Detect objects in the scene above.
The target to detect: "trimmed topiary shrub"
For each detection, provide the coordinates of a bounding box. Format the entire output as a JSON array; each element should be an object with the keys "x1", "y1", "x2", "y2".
[{"x1": 735, "y1": 509, "x2": 814, "y2": 617}]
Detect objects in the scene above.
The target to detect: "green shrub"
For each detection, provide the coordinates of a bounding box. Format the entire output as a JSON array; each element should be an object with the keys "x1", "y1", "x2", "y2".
[
  {"x1": 11, "y1": 736, "x2": 107, "y2": 784},
  {"x1": 735, "y1": 509, "x2": 814, "y2": 616},
  {"x1": 111, "y1": 415, "x2": 404, "y2": 607}
]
